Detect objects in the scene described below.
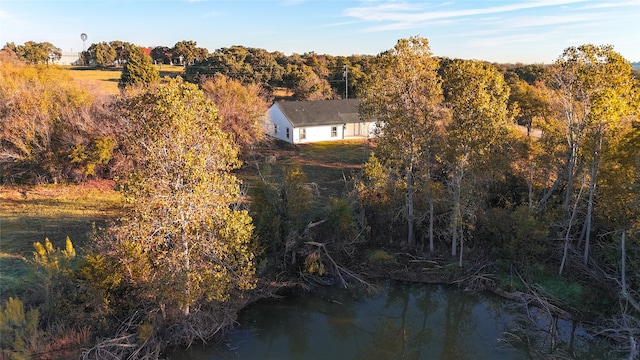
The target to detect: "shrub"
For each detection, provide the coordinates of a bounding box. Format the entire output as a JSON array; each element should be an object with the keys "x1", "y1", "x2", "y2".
[
  {"x1": 0, "y1": 297, "x2": 39, "y2": 359},
  {"x1": 537, "y1": 276, "x2": 583, "y2": 307},
  {"x1": 367, "y1": 249, "x2": 394, "y2": 265}
]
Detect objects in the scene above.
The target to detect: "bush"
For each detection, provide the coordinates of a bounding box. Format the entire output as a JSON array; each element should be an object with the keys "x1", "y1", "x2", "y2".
[
  {"x1": 325, "y1": 198, "x2": 358, "y2": 243},
  {"x1": 537, "y1": 276, "x2": 583, "y2": 307},
  {"x1": 0, "y1": 297, "x2": 39, "y2": 359},
  {"x1": 367, "y1": 249, "x2": 394, "y2": 265}
]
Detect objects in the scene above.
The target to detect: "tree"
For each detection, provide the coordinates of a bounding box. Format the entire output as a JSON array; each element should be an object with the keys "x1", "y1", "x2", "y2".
[
  {"x1": 284, "y1": 63, "x2": 333, "y2": 100},
  {"x1": 189, "y1": 46, "x2": 284, "y2": 86},
  {"x1": 173, "y1": 40, "x2": 199, "y2": 66},
  {"x1": 359, "y1": 36, "x2": 444, "y2": 249},
  {"x1": 442, "y1": 59, "x2": 513, "y2": 265},
  {"x1": 598, "y1": 119, "x2": 640, "y2": 282},
  {"x1": 546, "y1": 45, "x2": 638, "y2": 271},
  {"x1": 326, "y1": 55, "x2": 371, "y2": 100},
  {"x1": 105, "y1": 78, "x2": 255, "y2": 316},
  {"x1": 109, "y1": 40, "x2": 136, "y2": 66},
  {"x1": 86, "y1": 42, "x2": 116, "y2": 67},
  {"x1": 11, "y1": 41, "x2": 61, "y2": 64},
  {"x1": 119, "y1": 46, "x2": 160, "y2": 88},
  {"x1": 150, "y1": 46, "x2": 173, "y2": 65},
  {"x1": 200, "y1": 73, "x2": 270, "y2": 154}
]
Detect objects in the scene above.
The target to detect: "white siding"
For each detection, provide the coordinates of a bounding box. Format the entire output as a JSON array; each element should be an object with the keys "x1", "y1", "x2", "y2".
[
  {"x1": 266, "y1": 105, "x2": 295, "y2": 143},
  {"x1": 295, "y1": 125, "x2": 344, "y2": 144},
  {"x1": 54, "y1": 52, "x2": 82, "y2": 66}
]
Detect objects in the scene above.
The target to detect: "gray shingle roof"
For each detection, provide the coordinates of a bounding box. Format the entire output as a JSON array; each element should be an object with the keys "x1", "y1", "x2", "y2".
[{"x1": 275, "y1": 99, "x2": 361, "y2": 127}]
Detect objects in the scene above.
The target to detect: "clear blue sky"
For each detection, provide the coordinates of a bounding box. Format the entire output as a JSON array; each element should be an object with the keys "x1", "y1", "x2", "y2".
[{"x1": 1, "y1": 0, "x2": 638, "y2": 64}]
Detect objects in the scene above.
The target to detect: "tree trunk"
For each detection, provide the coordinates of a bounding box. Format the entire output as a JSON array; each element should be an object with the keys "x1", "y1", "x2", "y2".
[
  {"x1": 528, "y1": 160, "x2": 534, "y2": 209},
  {"x1": 621, "y1": 230, "x2": 627, "y2": 296},
  {"x1": 564, "y1": 141, "x2": 578, "y2": 218},
  {"x1": 583, "y1": 131, "x2": 602, "y2": 266},
  {"x1": 559, "y1": 175, "x2": 586, "y2": 275},
  {"x1": 183, "y1": 231, "x2": 191, "y2": 316},
  {"x1": 458, "y1": 224, "x2": 464, "y2": 268},
  {"x1": 450, "y1": 164, "x2": 464, "y2": 257},
  {"x1": 407, "y1": 167, "x2": 415, "y2": 248},
  {"x1": 429, "y1": 198, "x2": 434, "y2": 254},
  {"x1": 577, "y1": 219, "x2": 587, "y2": 250},
  {"x1": 451, "y1": 199, "x2": 460, "y2": 257}
]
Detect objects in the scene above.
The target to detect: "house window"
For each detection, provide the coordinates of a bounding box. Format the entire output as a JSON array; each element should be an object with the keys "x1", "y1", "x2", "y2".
[
  {"x1": 331, "y1": 126, "x2": 338, "y2": 137},
  {"x1": 274, "y1": 124, "x2": 278, "y2": 134},
  {"x1": 300, "y1": 128, "x2": 306, "y2": 140},
  {"x1": 286, "y1": 127, "x2": 290, "y2": 139}
]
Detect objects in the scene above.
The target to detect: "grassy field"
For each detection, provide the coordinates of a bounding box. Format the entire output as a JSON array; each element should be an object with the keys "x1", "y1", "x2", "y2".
[
  {"x1": 241, "y1": 139, "x2": 372, "y2": 201},
  {"x1": 0, "y1": 180, "x2": 122, "y2": 296},
  {"x1": 0, "y1": 140, "x2": 370, "y2": 298},
  {"x1": 64, "y1": 65, "x2": 185, "y2": 95}
]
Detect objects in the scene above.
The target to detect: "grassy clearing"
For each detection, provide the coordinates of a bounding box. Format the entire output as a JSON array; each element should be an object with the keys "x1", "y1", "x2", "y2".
[
  {"x1": 65, "y1": 67, "x2": 122, "y2": 95},
  {"x1": 64, "y1": 65, "x2": 185, "y2": 95},
  {"x1": 242, "y1": 139, "x2": 371, "y2": 202},
  {"x1": 0, "y1": 180, "x2": 122, "y2": 297}
]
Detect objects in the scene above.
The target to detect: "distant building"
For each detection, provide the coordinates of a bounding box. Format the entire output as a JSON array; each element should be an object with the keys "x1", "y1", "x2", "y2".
[
  {"x1": 54, "y1": 52, "x2": 83, "y2": 66},
  {"x1": 265, "y1": 99, "x2": 377, "y2": 144}
]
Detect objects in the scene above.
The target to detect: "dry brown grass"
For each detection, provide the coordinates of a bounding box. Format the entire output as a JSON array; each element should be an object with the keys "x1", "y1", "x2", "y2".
[{"x1": 63, "y1": 65, "x2": 185, "y2": 95}]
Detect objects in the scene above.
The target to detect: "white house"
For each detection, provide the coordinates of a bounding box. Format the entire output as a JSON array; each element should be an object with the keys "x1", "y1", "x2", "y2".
[
  {"x1": 54, "y1": 52, "x2": 83, "y2": 66},
  {"x1": 265, "y1": 99, "x2": 376, "y2": 144}
]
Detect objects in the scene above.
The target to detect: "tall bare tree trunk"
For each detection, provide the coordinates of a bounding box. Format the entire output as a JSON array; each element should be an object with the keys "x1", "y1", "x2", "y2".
[
  {"x1": 450, "y1": 163, "x2": 464, "y2": 257},
  {"x1": 458, "y1": 224, "x2": 464, "y2": 268},
  {"x1": 621, "y1": 230, "x2": 627, "y2": 296},
  {"x1": 183, "y1": 231, "x2": 190, "y2": 316},
  {"x1": 559, "y1": 175, "x2": 586, "y2": 275},
  {"x1": 564, "y1": 141, "x2": 578, "y2": 218},
  {"x1": 583, "y1": 130, "x2": 603, "y2": 266},
  {"x1": 528, "y1": 160, "x2": 534, "y2": 209},
  {"x1": 451, "y1": 182, "x2": 461, "y2": 257},
  {"x1": 429, "y1": 198, "x2": 435, "y2": 254},
  {"x1": 407, "y1": 167, "x2": 415, "y2": 248}
]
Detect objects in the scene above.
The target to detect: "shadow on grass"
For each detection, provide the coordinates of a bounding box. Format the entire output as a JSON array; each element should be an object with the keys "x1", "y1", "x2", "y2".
[{"x1": 242, "y1": 139, "x2": 371, "y2": 203}]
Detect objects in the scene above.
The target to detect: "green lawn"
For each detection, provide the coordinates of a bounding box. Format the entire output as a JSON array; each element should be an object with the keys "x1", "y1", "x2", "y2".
[{"x1": 0, "y1": 180, "x2": 122, "y2": 297}]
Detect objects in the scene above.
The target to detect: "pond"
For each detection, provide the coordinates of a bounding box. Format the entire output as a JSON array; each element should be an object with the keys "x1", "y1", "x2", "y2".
[{"x1": 172, "y1": 282, "x2": 609, "y2": 359}]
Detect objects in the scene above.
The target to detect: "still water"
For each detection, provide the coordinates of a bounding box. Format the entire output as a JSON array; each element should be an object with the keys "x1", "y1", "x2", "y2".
[{"x1": 173, "y1": 282, "x2": 608, "y2": 359}]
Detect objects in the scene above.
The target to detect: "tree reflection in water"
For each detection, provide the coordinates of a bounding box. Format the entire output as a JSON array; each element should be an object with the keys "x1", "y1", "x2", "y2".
[{"x1": 172, "y1": 282, "x2": 610, "y2": 360}]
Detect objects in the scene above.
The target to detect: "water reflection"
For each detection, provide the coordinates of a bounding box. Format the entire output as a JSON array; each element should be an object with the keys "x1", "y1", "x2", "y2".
[{"x1": 172, "y1": 282, "x2": 607, "y2": 360}]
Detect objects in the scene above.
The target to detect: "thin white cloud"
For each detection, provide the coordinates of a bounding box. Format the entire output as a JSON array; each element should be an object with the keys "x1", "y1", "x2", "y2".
[
  {"x1": 0, "y1": 9, "x2": 10, "y2": 20},
  {"x1": 344, "y1": 0, "x2": 588, "y2": 32},
  {"x1": 581, "y1": 1, "x2": 639, "y2": 9},
  {"x1": 318, "y1": 20, "x2": 361, "y2": 28},
  {"x1": 481, "y1": 12, "x2": 596, "y2": 30}
]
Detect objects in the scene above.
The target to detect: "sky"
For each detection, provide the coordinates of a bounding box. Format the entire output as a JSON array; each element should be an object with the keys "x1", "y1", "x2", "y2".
[{"x1": 0, "y1": 0, "x2": 638, "y2": 64}]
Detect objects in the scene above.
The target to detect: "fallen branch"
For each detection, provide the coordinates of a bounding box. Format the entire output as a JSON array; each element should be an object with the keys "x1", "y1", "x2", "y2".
[{"x1": 305, "y1": 241, "x2": 379, "y2": 293}]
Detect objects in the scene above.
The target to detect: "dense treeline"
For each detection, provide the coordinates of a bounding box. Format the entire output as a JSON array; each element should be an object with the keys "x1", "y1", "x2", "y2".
[
  {"x1": 9, "y1": 38, "x2": 373, "y2": 100},
  {"x1": 1, "y1": 36, "x2": 639, "y2": 359}
]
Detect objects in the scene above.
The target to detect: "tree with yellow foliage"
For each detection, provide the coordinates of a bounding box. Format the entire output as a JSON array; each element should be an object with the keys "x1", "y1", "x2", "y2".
[{"x1": 105, "y1": 78, "x2": 255, "y2": 317}]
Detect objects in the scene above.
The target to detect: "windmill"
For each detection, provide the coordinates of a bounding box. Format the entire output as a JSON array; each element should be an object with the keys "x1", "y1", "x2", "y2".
[{"x1": 80, "y1": 33, "x2": 87, "y2": 51}]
